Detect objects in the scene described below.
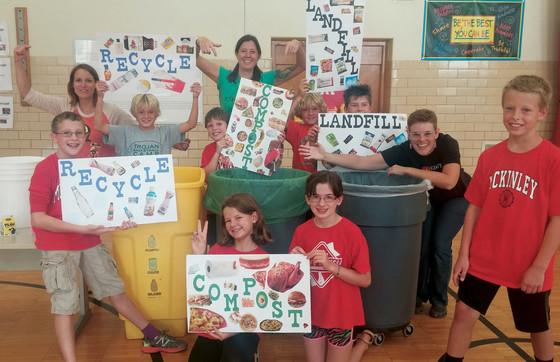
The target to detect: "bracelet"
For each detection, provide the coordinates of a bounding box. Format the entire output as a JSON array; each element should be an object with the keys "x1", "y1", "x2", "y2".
[{"x1": 336, "y1": 264, "x2": 340, "y2": 276}]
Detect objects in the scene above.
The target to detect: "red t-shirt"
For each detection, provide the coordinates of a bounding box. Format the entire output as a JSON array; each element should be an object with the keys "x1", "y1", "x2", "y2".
[
  {"x1": 466, "y1": 139, "x2": 560, "y2": 290},
  {"x1": 29, "y1": 154, "x2": 101, "y2": 250},
  {"x1": 200, "y1": 142, "x2": 234, "y2": 171},
  {"x1": 289, "y1": 217, "x2": 370, "y2": 329},
  {"x1": 76, "y1": 110, "x2": 117, "y2": 158},
  {"x1": 286, "y1": 120, "x2": 317, "y2": 173}
]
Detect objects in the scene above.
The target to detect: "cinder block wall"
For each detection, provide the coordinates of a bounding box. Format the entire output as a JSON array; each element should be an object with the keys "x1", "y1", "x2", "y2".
[{"x1": 2, "y1": 55, "x2": 558, "y2": 175}]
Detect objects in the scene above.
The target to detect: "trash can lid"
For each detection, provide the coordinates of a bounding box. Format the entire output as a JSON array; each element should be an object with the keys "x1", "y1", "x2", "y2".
[
  {"x1": 338, "y1": 171, "x2": 432, "y2": 197},
  {"x1": 204, "y1": 168, "x2": 310, "y2": 224}
]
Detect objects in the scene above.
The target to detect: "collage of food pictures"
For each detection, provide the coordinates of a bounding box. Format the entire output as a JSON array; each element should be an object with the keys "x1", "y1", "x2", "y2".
[
  {"x1": 221, "y1": 78, "x2": 295, "y2": 176},
  {"x1": 187, "y1": 254, "x2": 311, "y2": 333},
  {"x1": 58, "y1": 154, "x2": 178, "y2": 227},
  {"x1": 316, "y1": 113, "x2": 408, "y2": 170},
  {"x1": 306, "y1": 0, "x2": 365, "y2": 93}
]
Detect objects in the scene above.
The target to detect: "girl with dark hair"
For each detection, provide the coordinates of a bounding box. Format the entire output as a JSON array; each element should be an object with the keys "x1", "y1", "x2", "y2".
[
  {"x1": 196, "y1": 34, "x2": 305, "y2": 115},
  {"x1": 190, "y1": 193, "x2": 272, "y2": 362}
]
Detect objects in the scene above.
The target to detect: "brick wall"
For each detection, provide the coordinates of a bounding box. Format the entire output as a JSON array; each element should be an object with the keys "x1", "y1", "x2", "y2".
[{"x1": 2, "y1": 55, "x2": 558, "y2": 175}]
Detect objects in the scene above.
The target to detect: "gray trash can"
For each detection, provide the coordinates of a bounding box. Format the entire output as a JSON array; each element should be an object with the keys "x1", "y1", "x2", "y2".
[
  {"x1": 337, "y1": 171, "x2": 430, "y2": 344},
  {"x1": 204, "y1": 168, "x2": 310, "y2": 254}
]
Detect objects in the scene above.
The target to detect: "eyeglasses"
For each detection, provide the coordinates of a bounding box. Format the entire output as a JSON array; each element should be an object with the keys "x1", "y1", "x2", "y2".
[
  {"x1": 409, "y1": 131, "x2": 435, "y2": 140},
  {"x1": 308, "y1": 194, "x2": 338, "y2": 203},
  {"x1": 55, "y1": 131, "x2": 86, "y2": 138}
]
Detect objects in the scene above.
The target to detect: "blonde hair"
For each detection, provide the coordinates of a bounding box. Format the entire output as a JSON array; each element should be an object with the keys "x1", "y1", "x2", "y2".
[
  {"x1": 502, "y1": 75, "x2": 552, "y2": 110},
  {"x1": 294, "y1": 93, "x2": 327, "y2": 119},
  {"x1": 130, "y1": 94, "x2": 161, "y2": 117}
]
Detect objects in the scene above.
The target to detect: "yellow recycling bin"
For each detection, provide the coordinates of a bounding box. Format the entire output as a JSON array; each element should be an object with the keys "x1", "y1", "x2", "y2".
[{"x1": 111, "y1": 167, "x2": 205, "y2": 339}]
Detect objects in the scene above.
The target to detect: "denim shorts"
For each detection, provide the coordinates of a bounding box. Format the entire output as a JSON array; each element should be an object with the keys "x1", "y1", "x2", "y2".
[
  {"x1": 303, "y1": 325, "x2": 354, "y2": 347},
  {"x1": 458, "y1": 273, "x2": 550, "y2": 333},
  {"x1": 41, "y1": 244, "x2": 125, "y2": 315}
]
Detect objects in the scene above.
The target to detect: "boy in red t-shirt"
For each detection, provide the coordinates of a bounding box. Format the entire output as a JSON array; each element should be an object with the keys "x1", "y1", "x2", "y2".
[
  {"x1": 440, "y1": 75, "x2": 560, "y2": 362},
  {"x1": 30, "y1": 112, "x2": 187, "y2": 360},
  {"x1": 200, "y1": 107, "x2": 234, "y2": 182}
]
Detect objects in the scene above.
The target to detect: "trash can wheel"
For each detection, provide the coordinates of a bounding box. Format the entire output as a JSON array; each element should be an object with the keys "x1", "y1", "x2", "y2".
[
  {"x1": 402, "y1": 324, "x2": 414, "y2": 337},
  {"x1": 373, "y1": 333, "x2": 385, "y2": 346}
]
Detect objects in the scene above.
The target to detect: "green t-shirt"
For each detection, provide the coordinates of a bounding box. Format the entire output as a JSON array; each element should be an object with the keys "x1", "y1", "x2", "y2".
[{"x1": 217, "y1": 66, "x2": 276, "y2": 116}]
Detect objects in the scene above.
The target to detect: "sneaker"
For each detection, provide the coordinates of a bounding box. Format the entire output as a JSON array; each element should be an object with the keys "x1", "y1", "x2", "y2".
[
  {"x1": 141, "y1": 330, "x2": 187, "y2": 353},
  {"x1": 429, "y1": 305, "x2": 447, "y2": 319}
]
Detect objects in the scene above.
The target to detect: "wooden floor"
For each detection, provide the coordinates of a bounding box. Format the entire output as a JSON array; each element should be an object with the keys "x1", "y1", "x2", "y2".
[{"x1": 2, "y1": 233, "x2": 560, "y2": 361}]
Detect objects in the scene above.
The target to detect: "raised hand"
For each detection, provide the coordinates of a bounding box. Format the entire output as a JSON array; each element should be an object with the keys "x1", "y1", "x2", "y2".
[
  {"x1": 191, "y1": 219, "x2": 209, "y2": 255},
  {"x1": 197, "y1": 36, "x2": 222, "y2": 57}
]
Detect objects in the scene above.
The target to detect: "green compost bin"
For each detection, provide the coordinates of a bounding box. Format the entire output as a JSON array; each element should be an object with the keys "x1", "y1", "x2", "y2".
[
  {"x1": 204, "y1": 168, "x2": 310, "y2": 254},
  {"x1": 337, "y1": 171, "x2": 430, "y2": 338}
]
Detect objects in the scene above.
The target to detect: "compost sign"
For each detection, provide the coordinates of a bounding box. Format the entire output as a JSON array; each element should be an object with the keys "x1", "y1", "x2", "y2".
[
  {"x1": 422, "y1": 0, "x2": 525, "y2": 60},
  {"x1": 187, "y1": 254, "x2": 311, "y2": 333}
]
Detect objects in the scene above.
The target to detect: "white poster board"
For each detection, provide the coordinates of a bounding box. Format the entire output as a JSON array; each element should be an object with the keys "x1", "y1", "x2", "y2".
[
  {"x1": 187, "y1": 254, "x2": 311, "y2": 333},
  {"x1": 317, "y1": 113, "x2": 408, "y2": 171},
  {"x1": 95, "y1": 33, "x2": 201, "y2": 124},
  {"x1": 221, "y1": 78, "x2": 294, "y2": 176},
  {"x1": 58, "y1": 154, "x2": 177, "y2": 226},
  {"x1": 306, "y1": 0, "x2": 365, "y2": 92}
]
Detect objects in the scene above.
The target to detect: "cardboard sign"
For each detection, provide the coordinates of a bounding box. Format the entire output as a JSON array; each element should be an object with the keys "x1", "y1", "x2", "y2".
[
  {"x1": 317, "y1": 113, "x2": 407, "y2": 170},
  {"x1": 306, "y1": 0, "x2": 366, "y2": 92},
  {"x1": 58, "y1": 154, "x2": 177, "y2": 226},
  {"x1": 187, "y1": 254, "x2": 311, "y2": 333},
  {"x1": 221, "y1": 78, "x2": 294, "y2": 176}
]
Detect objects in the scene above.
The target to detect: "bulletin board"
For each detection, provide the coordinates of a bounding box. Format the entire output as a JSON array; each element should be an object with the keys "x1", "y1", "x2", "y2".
[{"x1": 422, "y1": 0, "x2": 525, "y2": 60}]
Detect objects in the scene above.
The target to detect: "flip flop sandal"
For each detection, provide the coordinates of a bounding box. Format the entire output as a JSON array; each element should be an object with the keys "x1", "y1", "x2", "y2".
[
  {"x1": 356, "y1": 329, "x2": 375, "y2": 345},
  {"x1": 429, "y1": 305, "x2": 447, "y2": 318}
]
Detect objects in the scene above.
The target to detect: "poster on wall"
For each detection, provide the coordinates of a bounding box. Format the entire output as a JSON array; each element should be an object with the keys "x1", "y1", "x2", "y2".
[
  {"x1": 58, "y1": 154, "x2": 177, "y2": 226},
  {"x1": 0, "y1": 58, "x2": 12, "y2": 91},
  {"x1": 187, "y1": 254, "x2": 311, "y2": 333},
  {"x1": 422, "y1": 0, "x2": 525, "y2": 60},
  {"x1": 317, "y1": 112, "x2": 407, "y2": 171},
  {"x1": 0, "y1": 96, "x2": 13, "y2": 128},
  {"x1": 95, "y1": 33, "x2": 202, "y2": 124},
  {"x1": 306, "y1": 0, "x2": 365, "y2": 93},
  {"x1": 0, "y1": 21, "x2": 9, "y2": 56},
  {"x1": 221, "y1": 78, "x2": 294, "y2": 177}
]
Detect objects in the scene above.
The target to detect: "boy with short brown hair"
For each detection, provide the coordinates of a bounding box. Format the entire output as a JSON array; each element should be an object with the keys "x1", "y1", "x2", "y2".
[{"x1": 440, "y1": 75, "x2": 560, "y2": 362}]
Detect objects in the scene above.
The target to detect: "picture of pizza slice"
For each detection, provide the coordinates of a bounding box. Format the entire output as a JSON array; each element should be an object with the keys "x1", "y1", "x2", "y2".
[
  {"x1": 188, "y1": 307, "x2": 227, "y2": 332},
  {"x1": 253, "y1": 270, "x2": 267, "y2": 289}
]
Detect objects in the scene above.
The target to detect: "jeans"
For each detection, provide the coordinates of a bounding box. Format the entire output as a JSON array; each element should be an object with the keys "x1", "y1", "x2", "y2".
[{"x1": 416, "y1": 196, "x2": 469, "y2": 307}]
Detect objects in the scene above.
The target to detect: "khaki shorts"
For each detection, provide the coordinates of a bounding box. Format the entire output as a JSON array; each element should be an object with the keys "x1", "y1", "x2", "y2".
[{"x1": 41, "y1": 244, "x2": 125, "y2": 315}]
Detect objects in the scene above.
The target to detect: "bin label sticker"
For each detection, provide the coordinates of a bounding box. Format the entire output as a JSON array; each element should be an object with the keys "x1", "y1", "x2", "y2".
[
  {"x1": 221, "y1": 78, "x2": 294, "y2": 177},
  {"x1": 317, "y1": 113, "x2": 407, "y2": 171},
  {"x1": 58, "y1": 154, "x2": 178, "y2": 226},
  {"x1": 187, "y1": 254, "x2": 311, "y2": 333}
]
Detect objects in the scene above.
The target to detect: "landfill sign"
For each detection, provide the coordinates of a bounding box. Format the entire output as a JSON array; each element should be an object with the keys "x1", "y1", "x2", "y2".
[{"x1": 317, "y1": 112, "x2": 407, "y2": 171}]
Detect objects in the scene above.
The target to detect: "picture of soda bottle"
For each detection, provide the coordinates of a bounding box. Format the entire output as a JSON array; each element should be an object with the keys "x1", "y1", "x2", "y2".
[
  {"x1": 107, "y1": 202, "x2": 114, "y2": 221},
  {"x1": 113, "y1": 161, "x2": 126, "y2": 175},
  {"x1": 71, "y1": 186, "x2": 94, "y2": 217},
  {"x1": 124, "y1": 207, "x2": 134, "y2": 221},
  {"x1": 157, "y1": 190, "x2": 175, "y2": 216},
  {"x1": 144, "y1": 187, "x2": 157, "y2": 216}
]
